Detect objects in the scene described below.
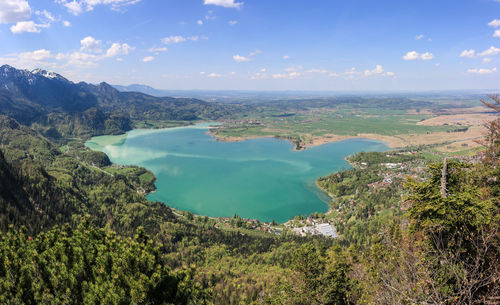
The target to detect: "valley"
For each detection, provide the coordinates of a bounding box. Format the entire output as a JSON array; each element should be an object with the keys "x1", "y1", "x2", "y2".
[{"x1": 0, "y1": 65, "x2": 497, "y2": 304}]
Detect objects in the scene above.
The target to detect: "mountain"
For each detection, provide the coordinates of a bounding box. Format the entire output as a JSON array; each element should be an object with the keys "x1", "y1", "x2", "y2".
[
  {"x1": 112, "y1": 83, "x2": 171, "y2": 97},
  {"x1": 0, "y1": 65, "x2": 231, "y2": 139}
]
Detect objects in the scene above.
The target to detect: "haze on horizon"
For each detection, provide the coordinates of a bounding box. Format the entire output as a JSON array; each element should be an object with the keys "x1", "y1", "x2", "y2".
[{"x1": 1, "y1": 0, "x2": 499, "y2": 92}]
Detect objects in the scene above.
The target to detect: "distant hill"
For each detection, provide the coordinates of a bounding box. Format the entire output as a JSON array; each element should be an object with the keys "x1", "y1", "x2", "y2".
[
  {"x1": 112, "y1": 83, "x2": 172, "y2": 97},
  {"x1": 0, "y1": 65, "x2": 231, "y2": 140}
]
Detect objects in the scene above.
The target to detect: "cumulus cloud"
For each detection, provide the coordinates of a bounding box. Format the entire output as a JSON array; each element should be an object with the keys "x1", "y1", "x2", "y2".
[
  {"x1": 36, "y1": 9, "x2": 55, "y2": 22},
  {"x1": 55, "y1": 0, "x2": 141, "y2": 15},
  {"x1": 204, "y1": 0, "x2": 243, "y2": 9},
  {"x1": 161, "y1": 35, "x2": 200, "y2": 44},
  {"x1": 105, "y1": 42, "x2": 134, "y2": 57},
  {"x1": 460, "y1": 49, "x2": 475, "y2": 58},
  {"x1": 488, "y1": 19, "x2": 500, "y2": 27},
  {"x1": 403, "y1": 51, "x2": 434, "y2": 60},
  {"x1": 467, "y1": 67, "x2": 497, "y2": 74},
  {"x1": 284, "y1": 65, "x2": 302, "y2": 72},
  {"x1": 364, "y1": 65, "x2": 384, "y2": 76},
  {"x1": 363, "y1": 65, "x2": 395, "y2": 77},
  {"x1": 80, "y1": 36, "x2": 102, "y2": 53},
  {"x1": 0, "y1": 0, "x2": 31, "y2": 24},
  {"x1": 272, "y1": 72, "x2": 301, "y2": 79},
  {"x1": 197, "y1": 19, "x2": 203, "y2": 25},
  {"x1": 21, "y1": 49, "x2": 52, "y2": 61},
  {"x1": 479, "y1": 46, "x2": 500, "y2": 56},
  {"x1": 420, "y1": 52, "x2": 434, "y2": 60},
  {"x1": 233, "y1": 49, "x2": 260, "y2": 62},
  {"x1": 483, "y1": 58, "x2": 492, "y2": 63},
  {"x1": 494, "y1": 29, "x2": 500, "y2": 38},
  {"x1": 249, "y1": 49, "x2": 261, "y2": 56},
  {"x1": 142, "y1": 56, "x2": 154, "y2": 62},
  {"x1": 207, "y1": 72, "x2": 222, "y2": 78},
  {"x1": 415, "y1": 34, "x2": 424, "y2": 40},
  {"x1": 63, "y1": 20, "x2": 71, "y2": 27},
  {"x1": 283, "y1": 55, "x2": 290, "y2": 60},
  {"x1": 228, "y1": 20, "x2": 238, "y2": 25},
  {"x1": 233, "y1": 54, "x2": 250, "y2": 62},
  {"x1": 10, "y1": 20, "x2": 49, "y2": 34},
  {"x1": 0, "y1": 49, "x2": 57, "y2": 70},
  {"x1": 402, "y1": 51, "x2": 419, "y2": 60}
]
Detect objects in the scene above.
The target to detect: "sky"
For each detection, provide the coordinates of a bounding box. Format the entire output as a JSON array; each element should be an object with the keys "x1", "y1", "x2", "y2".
[{"x1": 0, "y1": 0, "x2": 499, "y2": 91}]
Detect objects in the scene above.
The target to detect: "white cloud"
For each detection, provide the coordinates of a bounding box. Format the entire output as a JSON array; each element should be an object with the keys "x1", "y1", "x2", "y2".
[
  {"x1": 0, "y1": 0, "x2": 31, "y2": 24},
  {"x1": 328, "y1": 72, "x2": 339, "y2": 77},
  {"x1": 233, "y1": 50, "x2": 260, "y2": 62},
  {"x1": 283, "y1": 55, "x2": 290, "y2": 60},
  {"x1": 415, "y1": 34, "x2": 424, "y2": 40},
  {"x1": 233, "y1": 54, "x2": 250, "y2": 62},
  {"x1": 403, "y1": 51, "x2": 434, "y2": 60},
  {"x1": 36, "y1": 10, "x2": 55, "y2": 22},
  {"x1": 148, "y1": 46, "x2": 167, "y2": 53},
  {"x1": 55, "y1": 51, "x2": 100, "y2": 68},
  {"x1": 467, "y1": 67, "x2": 497, "y2": 74},
  {"x1": 272, "y1": 72, "x2": 301, "y2": 79},
  {"x1": 60, "y1": 1, "x2": 83, "y2": 15},
  {"x1": 483, "y1": 58, "x2": 492, "y2": 63},
  {"x1": 10, "y1": 21, "x2": 49, "y2": 34},
  {"x1": 162, "y1": 36, "x2": 186, "y2": 44},
  {"x1": 285, "y1": 65, "x2": 302, "y2": 72},
  {"x1": 344, "y1": 67, "x2": 360, "y2": 75},
  {"x1": 55, "y1": 0, "x2": 141, "y2": 15},
  {"x1": 63, "y1": 20, "x2": 71, "y2": 27},
  {"x1": 402, "y1": 51, "x2": 420, "y2": 60},
  {"x1": 420, "y1": 52, "x2": 434, "y2": 60},
  {"x1": 249, "y1": 49, "x2": 261, "y2": 56},
  {"x1": 207, "y1": 72, "x2": 222, "y2": 78},
  {"x1": 479, "y1": 46, "x2": 500, "y2": 56},
  {"x1": 363, "y1": 65, "x2": 395, "y2": 77},
  {"x1": 80, "y1": 36, "x2": 102, "y2": 53},
  {"x1": 250, "y1": 71, "x2": 268, "y2": 80},
  {"x1": 205, "y1": 10, "x2": 216, "y2": 20},
  {"x1": 204, "y1": 0, "x2": 243, "y2": 9},
  {"x1": 0, "y1": 49, "x2": 57, "y2": 70},
  {"x1": 20, "y1": 49, "x2": 53, "y2": 61},
  {"x1": 142, "y1": 56, "x2": 154, "y2": 62},
  {"x1": 364, "y1": 65, "x2": 384, "y2": 76},
  {"x1": 494, "y1": 29, "x2": 500, "y2": 38},
  {"x1": 307, "y1": 68, "x2": 328, "y2": 74},
  {"x1": 161, "y1": 35, "x2": 199, "y2": 44},
  {"x1": 488, "y1": 19, "x2": 500, "y2": 27},
  {"x1": 197, "y1": 19, "x2": 203, "y2": 25},
  {"x1": 105, "y1": 42, "x2": 134, "y2": 57},
  {"x1": 229, "y1": 20, "x2": 238, "y2": 25},
  {"x1": 460, "y1": 49, "x2": 475, "y2": 58}
]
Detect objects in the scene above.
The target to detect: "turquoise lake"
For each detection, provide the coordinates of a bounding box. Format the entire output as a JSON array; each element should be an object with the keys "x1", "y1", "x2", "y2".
[{"x1": 86, "y1": 123, "x2": 388, "y2": 222}]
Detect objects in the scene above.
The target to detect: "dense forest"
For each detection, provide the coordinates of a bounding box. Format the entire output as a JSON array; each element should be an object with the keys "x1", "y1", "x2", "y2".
[{"x1": 0, "y1": 66, "x2": 498, "y2": 304}]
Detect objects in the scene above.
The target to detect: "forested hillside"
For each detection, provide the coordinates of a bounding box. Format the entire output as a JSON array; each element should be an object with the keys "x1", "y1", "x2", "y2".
[{"x1": 0, "y1": 65, "x2": 236, "y2": 141}]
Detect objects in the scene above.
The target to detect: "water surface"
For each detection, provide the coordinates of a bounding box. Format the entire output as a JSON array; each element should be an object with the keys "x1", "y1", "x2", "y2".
[{"x1": 86, "y1": 123, "x2": 388, "y2": 222}]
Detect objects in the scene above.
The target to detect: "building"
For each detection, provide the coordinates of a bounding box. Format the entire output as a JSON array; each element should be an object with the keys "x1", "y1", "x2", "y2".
[{"x1": 316, "y1": 223, "x2": 338, "y2": 238}]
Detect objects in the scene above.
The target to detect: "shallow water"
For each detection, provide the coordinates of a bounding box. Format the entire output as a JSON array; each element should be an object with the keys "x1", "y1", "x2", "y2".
[{"x1": 86, "y1": 123, "x2": 388, "y2": 222}]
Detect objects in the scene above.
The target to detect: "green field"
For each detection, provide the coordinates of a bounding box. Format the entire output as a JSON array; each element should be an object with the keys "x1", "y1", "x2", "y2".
[{"x1": 213, "y1": 107, "x2": 459, "y2": 147}]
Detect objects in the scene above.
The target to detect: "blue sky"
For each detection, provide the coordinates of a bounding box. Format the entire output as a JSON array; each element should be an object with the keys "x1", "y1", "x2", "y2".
[{"x1": 0, "y1": 0, "x2": 499, "y2": 91}]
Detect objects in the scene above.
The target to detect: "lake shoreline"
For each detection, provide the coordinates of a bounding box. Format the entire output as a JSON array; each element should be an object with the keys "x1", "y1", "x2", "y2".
[
  {"x1": 207, "y1": 129, "x2": 401, "y2": 150},
  {"x1": 87, "y1": 122, "x2": 388, "y2": 223}
]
